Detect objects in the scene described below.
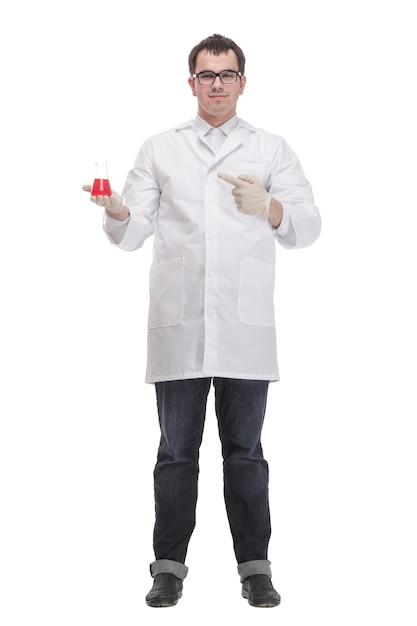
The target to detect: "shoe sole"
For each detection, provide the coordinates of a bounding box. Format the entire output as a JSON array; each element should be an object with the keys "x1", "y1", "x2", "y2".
[{"x1": 248, "y1": 599, "x2": 280, "y2": 607}]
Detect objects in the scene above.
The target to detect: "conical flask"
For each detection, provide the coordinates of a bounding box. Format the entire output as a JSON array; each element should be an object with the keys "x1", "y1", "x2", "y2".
[{"x1": 91, "y1": 162, "x2": 111, "y2": 197}]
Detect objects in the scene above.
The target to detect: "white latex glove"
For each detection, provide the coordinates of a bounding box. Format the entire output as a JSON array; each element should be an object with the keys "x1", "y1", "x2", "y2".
[
  {"x1": 217, "y1": 173, "x2": 272, "y2": 217},
  {"x1": 82, "y1": 185, "x2": 125, "y2": 214}
]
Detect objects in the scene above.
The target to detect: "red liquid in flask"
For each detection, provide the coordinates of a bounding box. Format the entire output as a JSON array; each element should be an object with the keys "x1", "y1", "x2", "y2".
[{"x1": 91, "y1": 178, "x2": 111, "y2": 196}]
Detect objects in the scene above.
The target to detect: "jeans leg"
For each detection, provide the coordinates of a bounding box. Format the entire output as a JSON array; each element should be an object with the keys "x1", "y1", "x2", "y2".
[
  {"x1": 153, "y1": 378, "x2": 211, "y2": 563},
  {"x1": 213, "y1": 377, "x2": 271, "y2": 564}
]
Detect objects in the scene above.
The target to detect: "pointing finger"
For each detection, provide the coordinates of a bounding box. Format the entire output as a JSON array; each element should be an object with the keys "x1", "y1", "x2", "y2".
[{"x1": 217, "y1": 172, "x2": 241, "y2": 186}]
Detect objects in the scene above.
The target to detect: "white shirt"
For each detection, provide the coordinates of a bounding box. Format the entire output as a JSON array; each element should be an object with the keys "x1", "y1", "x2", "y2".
[{"x1": 104, "y1": 115, "x2": 321, "y2": 383}]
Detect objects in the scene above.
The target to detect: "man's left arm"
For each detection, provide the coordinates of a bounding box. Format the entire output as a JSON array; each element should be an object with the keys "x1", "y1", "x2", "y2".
[{"x1": 218, "y1": 154, "x2": 321, "y2": 250}]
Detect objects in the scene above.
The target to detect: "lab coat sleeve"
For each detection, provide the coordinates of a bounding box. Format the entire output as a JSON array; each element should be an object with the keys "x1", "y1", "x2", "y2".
[
  {"x1": 103, "y1": 213, "x2": 131, "y2": 244},
  {"x1": 269, "y1": 204, "x2": 297, "y2": 246},
  {"x1": 103, "y1": 141, "x2": 160, "y2": 251},
  {"x1": 269, "y1": 139, "x2": 321, "y2": 249}
]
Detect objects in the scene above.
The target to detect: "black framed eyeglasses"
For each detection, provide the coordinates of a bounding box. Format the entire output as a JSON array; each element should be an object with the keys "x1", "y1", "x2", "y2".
[{"x1": 192, "y1": 70, "x2": 242, "y2": 85}]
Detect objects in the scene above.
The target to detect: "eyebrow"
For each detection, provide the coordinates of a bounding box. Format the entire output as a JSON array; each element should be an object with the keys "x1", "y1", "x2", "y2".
[{"x1": 197, "y1": 68, "x2": 239, "y2": 73}]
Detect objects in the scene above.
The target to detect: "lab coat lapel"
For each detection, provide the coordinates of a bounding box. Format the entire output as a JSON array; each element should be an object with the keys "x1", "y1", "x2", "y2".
[{"x1": 212, "y1": 132, "x2": 243, "y2": 165}]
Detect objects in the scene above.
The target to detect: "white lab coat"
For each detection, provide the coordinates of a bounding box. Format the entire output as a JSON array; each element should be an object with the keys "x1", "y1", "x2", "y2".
[{"x1": 104, "y1": 116, "x2": 321, "y2": 383}]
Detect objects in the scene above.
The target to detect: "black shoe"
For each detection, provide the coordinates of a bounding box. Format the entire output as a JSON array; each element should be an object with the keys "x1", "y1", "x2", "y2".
[
  {"x1": 242, "y1": 574, "x2": 281, "y2": 607},
  {"x1": 145, "y1": 573, "x2": 183, "y2": 607}
]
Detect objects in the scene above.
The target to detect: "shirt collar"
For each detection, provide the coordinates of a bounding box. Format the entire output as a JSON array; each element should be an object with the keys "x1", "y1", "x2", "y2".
[{"x1": 194, "y1": 114, "x2": 239, "y2": 137}]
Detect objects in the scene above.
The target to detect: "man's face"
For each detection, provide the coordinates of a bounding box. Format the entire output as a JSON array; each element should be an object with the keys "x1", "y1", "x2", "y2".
[{"x1": 188, "y1": 49, "x2": 246, "y2": 127}]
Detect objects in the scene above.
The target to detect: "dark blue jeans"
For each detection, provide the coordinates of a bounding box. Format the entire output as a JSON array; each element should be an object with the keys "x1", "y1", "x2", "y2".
[{"x1": 153, "y1": 377, "x2": 271, "y2": 565}]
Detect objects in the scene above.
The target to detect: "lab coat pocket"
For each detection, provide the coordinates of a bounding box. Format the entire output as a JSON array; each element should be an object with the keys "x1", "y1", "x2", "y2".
[
  {"x1": 238, "y1": 162, "x2": 268, "y2": 187},
  {"x1": 148, "y1": 257, "x2": 184, "y2": 329},
  {"x1": 238, "y1": 256, "x2": 275, "y2": 327}
]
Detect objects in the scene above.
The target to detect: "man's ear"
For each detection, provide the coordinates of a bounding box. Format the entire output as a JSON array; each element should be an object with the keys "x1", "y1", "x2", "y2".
[{"x1": 188, "y1": 76, "x2": 196, "y2": 96}]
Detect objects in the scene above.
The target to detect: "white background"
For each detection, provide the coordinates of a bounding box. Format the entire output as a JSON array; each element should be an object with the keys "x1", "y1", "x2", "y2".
[{"x1": 1, "y1": 0, "x2": 416, "y2": 624}]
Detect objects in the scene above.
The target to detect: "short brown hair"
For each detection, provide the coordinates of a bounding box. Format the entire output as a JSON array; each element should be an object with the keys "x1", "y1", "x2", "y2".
[{"x1": 188, "y1": 33, "x2": 246, "y2": 75}]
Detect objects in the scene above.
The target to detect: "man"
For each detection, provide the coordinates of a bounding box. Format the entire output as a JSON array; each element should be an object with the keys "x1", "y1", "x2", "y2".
[{"x1": 83, "y1": 34, "x2": 321, "y2": 608}]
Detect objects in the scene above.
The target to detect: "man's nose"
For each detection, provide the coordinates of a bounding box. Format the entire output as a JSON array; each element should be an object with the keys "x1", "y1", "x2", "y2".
[{"x1": 212, "y1": 75, "x2": 224, "y2": 89}]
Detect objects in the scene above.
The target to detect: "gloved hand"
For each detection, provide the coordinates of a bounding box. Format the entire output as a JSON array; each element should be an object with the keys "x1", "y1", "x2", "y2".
[
  {"x1": 217, "y1": 173, "x2": 272, "y2": 217},
  {"x1": 82, "y1": 185, "x2": 125, "y2": 214}
]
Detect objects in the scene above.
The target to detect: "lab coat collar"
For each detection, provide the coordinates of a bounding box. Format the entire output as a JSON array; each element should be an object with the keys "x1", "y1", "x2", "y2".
[{"x1": 174, "y1": 116, "x2": 256, "y2": 163}]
